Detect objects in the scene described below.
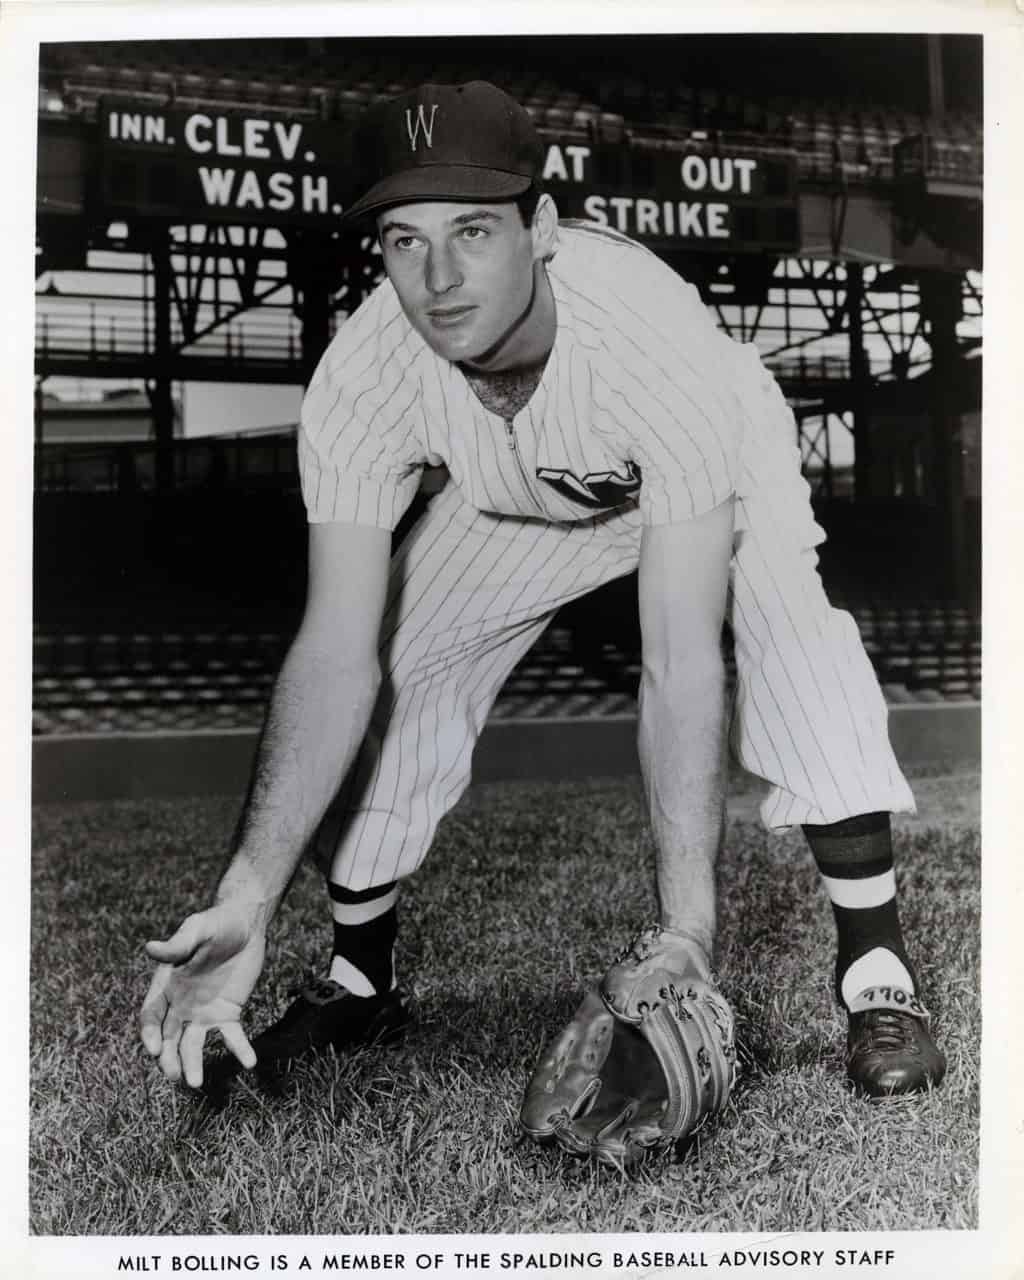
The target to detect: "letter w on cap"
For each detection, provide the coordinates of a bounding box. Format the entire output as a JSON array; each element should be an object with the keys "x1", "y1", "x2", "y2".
[{"x1": 405, "y1": 104, "x2": 439, "y2": 151}]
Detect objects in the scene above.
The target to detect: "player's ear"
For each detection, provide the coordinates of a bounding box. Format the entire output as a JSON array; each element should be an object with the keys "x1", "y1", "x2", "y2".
[{"x1": 531, "y1": 194, "x2": 559, "y2": 261}]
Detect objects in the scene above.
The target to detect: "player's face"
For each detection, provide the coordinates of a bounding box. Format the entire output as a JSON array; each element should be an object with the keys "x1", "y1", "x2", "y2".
[{"x1": 377, "y1": 201, "x2": 543, "y2": 364}]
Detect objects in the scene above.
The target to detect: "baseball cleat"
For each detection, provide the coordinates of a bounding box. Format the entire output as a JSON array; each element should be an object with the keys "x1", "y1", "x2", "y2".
[
  {"x1": 200, "y1": 979, "x2": 412, "y2": 1108},
  {"x1": 845, "y1": 985, "x2": 946, "y2": 1098},
  {"x1": 199, "y1": 978, "x2": 412, "y2": 1107},
  {"x1": 250, "y1": 976, "x2": 413, "y2": 1065}
]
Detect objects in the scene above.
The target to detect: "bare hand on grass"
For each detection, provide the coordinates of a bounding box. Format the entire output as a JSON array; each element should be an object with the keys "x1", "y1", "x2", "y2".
[{"x1": 140, "y1": 903, "x2": 266, "y2": 1088}]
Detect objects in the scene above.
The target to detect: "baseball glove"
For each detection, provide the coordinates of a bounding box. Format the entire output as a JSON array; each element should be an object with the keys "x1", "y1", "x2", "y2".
[{"x1": 520, "y1": 925, "x2": 737, "y2": 1167}]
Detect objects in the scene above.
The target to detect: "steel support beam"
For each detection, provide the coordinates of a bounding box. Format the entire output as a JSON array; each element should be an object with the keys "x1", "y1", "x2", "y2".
[
  {"x1": 293, "y1": 234, "x2": 333, "y2": 382},
  {"x1": 919, "y1": 270, "x2": 967, "y2": 600},
  {"x1": 148, "y1": 232, "x2": 176, "y2": 492},
  {"x1": 847, "y1": 263, "x2": 872, "y2": 499}
]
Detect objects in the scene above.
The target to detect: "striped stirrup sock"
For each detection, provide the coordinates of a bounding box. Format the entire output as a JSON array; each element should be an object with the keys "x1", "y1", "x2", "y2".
[
  {"x1": 326, "y1": 880, "x2": 399, "y2": 997},
  {"x1": 802, "y1": 812, "x2": 917, "y2": 1009}
]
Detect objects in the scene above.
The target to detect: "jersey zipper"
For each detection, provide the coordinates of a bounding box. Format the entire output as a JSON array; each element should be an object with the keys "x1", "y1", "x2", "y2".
[{"x1": 503, "y1": 415, "x2": 546, "y2": 515}]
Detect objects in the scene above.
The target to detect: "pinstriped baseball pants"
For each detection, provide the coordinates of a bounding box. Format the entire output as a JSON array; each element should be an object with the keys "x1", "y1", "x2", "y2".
[{"x1": 312, "y1": 479, "x2": 915, "y2": 891}]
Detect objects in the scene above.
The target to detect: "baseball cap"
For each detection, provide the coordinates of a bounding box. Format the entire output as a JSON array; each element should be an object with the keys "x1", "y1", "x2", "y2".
[{"x1": 343, "y1": 80, "x2": 544, "y2": 222}]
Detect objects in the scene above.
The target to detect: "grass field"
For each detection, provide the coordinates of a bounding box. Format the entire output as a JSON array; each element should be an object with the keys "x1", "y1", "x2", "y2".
[{"x1": 29, "y1": 765, "x2": 980, "y2": 1236}]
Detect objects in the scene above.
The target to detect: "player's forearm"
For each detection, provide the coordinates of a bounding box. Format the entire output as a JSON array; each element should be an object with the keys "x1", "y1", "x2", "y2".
[
  {"x1": 637, "y1": 654, "x2": 728, "y2": 953},
  {"x1": 214, "y1": 639, "x2": 381, "y2": 924}
]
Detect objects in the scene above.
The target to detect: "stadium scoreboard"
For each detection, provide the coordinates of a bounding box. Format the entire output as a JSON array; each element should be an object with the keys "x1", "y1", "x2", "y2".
[
  {"x1": 543, "y1": 139, "x2": 798, "y2": 251},
  {"x1": 96, "y1": 101, "x2": 800, "y2": 252},
  {"x1": 100, "y1": 104, "x2": 350, "y2": 223}
]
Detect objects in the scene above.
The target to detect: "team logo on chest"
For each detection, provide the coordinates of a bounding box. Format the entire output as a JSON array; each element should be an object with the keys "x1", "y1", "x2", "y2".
[
  {"x1": 405, "y1": 104, "x2": 439, "y2": 151},
  {"x1": 536, "y1": 461, "x2": 642, "y2": 510}
]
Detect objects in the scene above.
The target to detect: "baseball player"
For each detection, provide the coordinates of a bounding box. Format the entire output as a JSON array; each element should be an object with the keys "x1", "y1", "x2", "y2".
[{"x1": 139, "y1": 82, "x2": 944, "y2": 1159}]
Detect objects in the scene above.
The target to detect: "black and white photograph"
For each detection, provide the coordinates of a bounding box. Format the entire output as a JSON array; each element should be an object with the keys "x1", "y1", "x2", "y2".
[{"x1": 6, "y1": 2, "x2": 1020, "y2": 1274}]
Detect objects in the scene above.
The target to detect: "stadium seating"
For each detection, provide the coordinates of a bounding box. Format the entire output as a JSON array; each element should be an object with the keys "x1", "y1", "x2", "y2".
[
  {"x1": 38, "y1": 42, "x2": 981, "y2": 188},
  {"x1": 32, "y1": 597, "x2": 981, "y2": 736}
]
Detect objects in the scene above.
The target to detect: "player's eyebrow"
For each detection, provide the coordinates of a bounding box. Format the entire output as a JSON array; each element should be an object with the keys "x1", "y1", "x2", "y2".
[
  {"x1": 379, "y1": 209, "x2": 507, "y2": 237},
  {"x1": 449, "y1": 210, "x2": 505, "y2": 226}
]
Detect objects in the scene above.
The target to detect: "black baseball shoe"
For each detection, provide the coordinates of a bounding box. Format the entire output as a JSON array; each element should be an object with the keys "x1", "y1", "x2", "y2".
[
  {"x1": 199, "y1": 977, "x2": 412, "y2": 1108},
  {"x1": 251, "y1": 976, "x2": 413, "y2": 1065},
  {"x1": 845, "y1": 985, "x2": 946, "y2": 1098}
]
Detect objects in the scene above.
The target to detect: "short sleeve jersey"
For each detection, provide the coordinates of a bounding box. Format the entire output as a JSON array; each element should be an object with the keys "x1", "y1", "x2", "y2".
[{"x1": 299, "y1": 222, "x2": 746, "y2": 531}]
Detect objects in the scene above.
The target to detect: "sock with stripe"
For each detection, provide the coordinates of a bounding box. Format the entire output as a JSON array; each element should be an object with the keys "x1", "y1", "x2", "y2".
[
  {"x1": 326, "y1": 881, "x2": 399, "y2": 997},
  {"x1": 802, "y1": 811, "x2": 918, "y2": 1009}
]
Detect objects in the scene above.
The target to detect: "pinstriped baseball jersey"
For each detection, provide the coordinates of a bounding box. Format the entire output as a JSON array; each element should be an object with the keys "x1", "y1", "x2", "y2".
[
  {"x1": 299, "y1": 222, "x2": 740, "y2": 531},
  {"x1": 300, "y1": 219, "x2": 915, "y2": 884}
]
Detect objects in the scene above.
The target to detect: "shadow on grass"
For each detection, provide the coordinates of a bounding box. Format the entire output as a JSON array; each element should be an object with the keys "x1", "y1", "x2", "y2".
[
  {"x1": 188, "y1": 974, "x2": 850, "y2": 1148},
  {"x1": 191, "y1": 978, "x2": 582, "y2": 1116}
]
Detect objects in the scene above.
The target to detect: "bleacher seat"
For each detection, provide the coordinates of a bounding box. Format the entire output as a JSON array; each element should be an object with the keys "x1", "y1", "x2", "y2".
[
  {"x1": 33, "y1": 589, "x2": 981, "y2": 737},
  {"x1": 40, "y1": 41, "x2": 981, "y2": 194}
]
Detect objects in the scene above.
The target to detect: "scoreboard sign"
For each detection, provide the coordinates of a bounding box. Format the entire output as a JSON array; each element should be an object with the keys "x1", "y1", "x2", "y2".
[
  {"x1": 100, "y1": 103, "x2": 351, "y2": 224},
  {"x1": 98, "y1": 101, "x2": 799, "y2": 251},
  {"x1": 540, "y1": 139, "x2": 800, "y2": 252}
]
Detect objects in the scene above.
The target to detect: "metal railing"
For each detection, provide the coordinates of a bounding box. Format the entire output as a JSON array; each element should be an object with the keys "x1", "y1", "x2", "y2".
[
  {"x1": 35, "y1": 431, "x2": 300, "y2": 494},
  {"x1": 35, "y1": 299, "x2": 309, "y2": 377},
  {"x1": 895, "y1": 134, "x2": 983, "y2": 185}
]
